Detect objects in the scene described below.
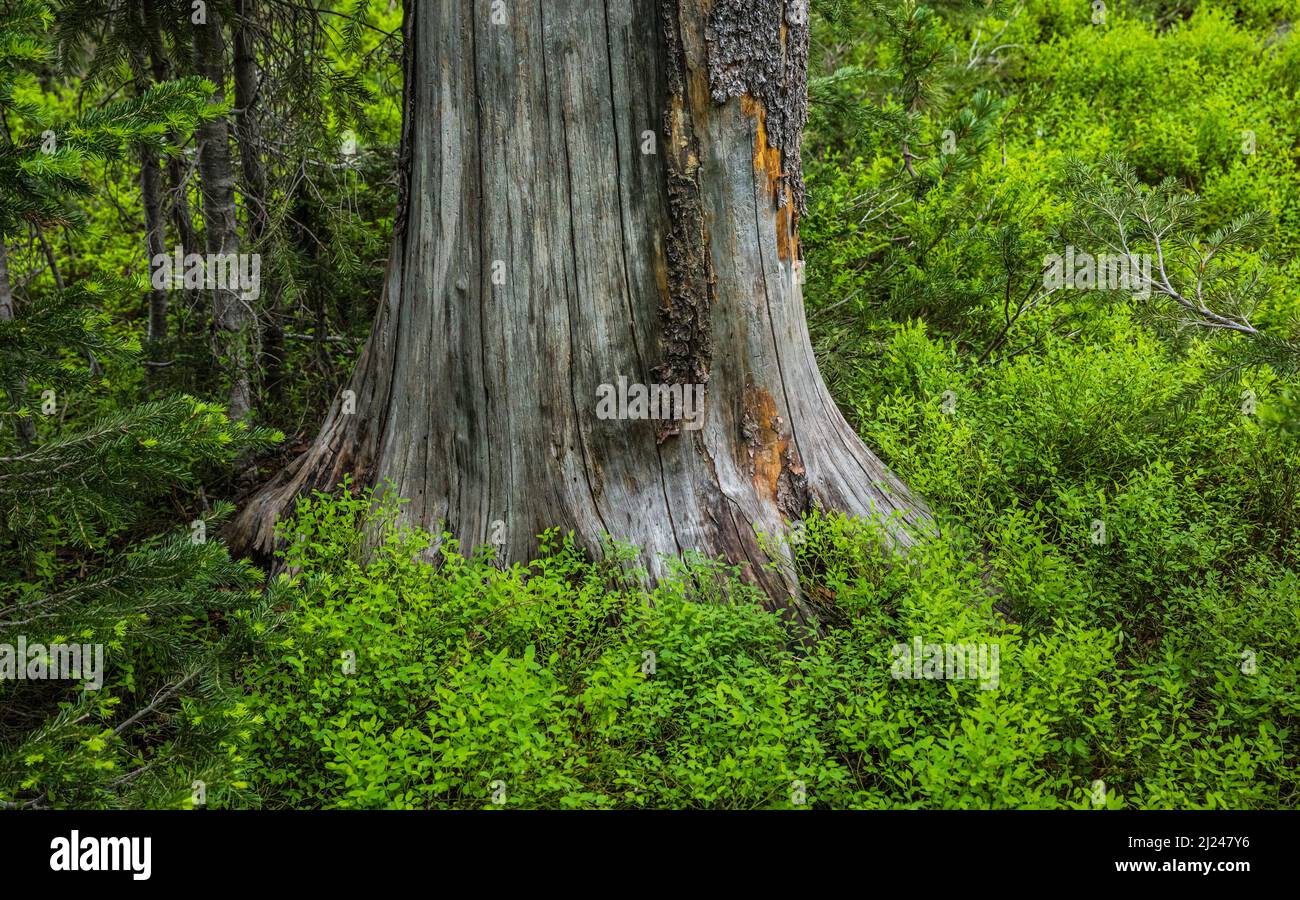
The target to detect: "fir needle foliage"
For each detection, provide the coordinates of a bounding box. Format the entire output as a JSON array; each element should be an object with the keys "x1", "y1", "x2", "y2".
[{"x1": 0, "y1": 0, "x2": 281, "y2": 810}]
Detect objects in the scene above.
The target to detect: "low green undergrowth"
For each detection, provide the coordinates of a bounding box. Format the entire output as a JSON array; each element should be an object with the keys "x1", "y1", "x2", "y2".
[{"x1": 245, "y1": 470, "x2": 1296, "y2": 809}]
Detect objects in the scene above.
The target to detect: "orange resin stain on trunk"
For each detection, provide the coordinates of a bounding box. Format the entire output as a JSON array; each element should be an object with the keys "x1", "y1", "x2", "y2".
[
  {"x1": 740, "y1": 94, "x2": 799, "y2": 262},
  {"x1": 775, "y1": 200, "x2": 795, "y2": 262},
  {"x1": 688, "y1": 65, "x2": 713, "y2": 133},
  {"x1": 743, "y1": 385, "x2": 789, "y2": 501},
  {"x1": 742, "y1": 94, "x2": 783, "y2": 203}
]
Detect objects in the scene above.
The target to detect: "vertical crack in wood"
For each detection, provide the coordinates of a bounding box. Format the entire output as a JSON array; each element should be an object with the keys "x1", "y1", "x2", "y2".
[
  {"x1": 469, "y1": 0, "x2": 492, "y2": 546},
  {"x1": 393, "y1": 0, "x2": 417, "y2": 242},
  {"x1": 546, "y1": 1, "x2": 616, "y2": 544},
  {"x1": 606, "y1": 0, "x2": 686, "y2": 559}
]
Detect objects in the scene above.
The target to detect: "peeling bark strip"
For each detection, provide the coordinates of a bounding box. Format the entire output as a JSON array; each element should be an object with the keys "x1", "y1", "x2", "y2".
[
  {"x1": 655, "y1": 0, "x2": 714, "y2": 443},
  {"x1": 705, "y1": 0, "x2": 810, "y2": 213}
]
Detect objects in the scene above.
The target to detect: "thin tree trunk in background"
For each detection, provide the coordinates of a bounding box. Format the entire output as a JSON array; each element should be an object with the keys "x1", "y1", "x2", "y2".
[
  {"x1": 138, "y1": 0, "x2": 170, "y2": 373},
  {"x1": 140, "y1": 143, "x2": 169, "y2": 349},
  {"x1": 232, "y1": 0, "x2": 285, "y2": 414},
  {"x1": 0, "y1": 241, "x2": 36, "y2": 448},
  {"x1": 233, "y1": 0, "x2": 929, "y2": 624},
  {"x1": 167, "y1": 157, "x2": 200, "y2": 270},
  {"x1": 134, "y1": 145, "x2": 169, "y2": 392},
  {"x1": 232, "y1": 0, "x2": 266, "y2": 238},
  {"x1": 141, "y1": 0, "x2": 203, "y2": 364},
  {"x1": 194, "y1": 5, "x2": 253, "y2": 422}
]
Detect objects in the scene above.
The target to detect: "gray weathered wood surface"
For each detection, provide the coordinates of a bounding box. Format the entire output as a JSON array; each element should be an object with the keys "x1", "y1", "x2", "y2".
[{"x1": 232, "y1": 0, "x2": 930, "y2": 621}]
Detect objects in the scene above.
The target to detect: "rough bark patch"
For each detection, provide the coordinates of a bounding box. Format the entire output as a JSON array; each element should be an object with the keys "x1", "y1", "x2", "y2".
[
  {"x1": 655, "y1": 0, "x2": 714, "y2": 443},
  {"x1": 705, "y1": 0, "x2": 810, "y2": 213}
]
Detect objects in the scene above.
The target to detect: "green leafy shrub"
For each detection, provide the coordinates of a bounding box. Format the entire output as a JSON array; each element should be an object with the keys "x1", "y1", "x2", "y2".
[{"x1": 247, "y1": 483, "x2": 1297, "y2": 809}]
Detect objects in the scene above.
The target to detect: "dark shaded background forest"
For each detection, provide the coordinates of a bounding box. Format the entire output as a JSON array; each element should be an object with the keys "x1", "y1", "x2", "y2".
[{"x1": 2, "y1": 0, "x2": 1298, "y2": 808}]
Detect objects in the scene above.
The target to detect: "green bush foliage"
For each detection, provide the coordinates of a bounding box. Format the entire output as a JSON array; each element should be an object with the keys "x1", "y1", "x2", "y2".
[{"x1": 247, "y1": 471, "x2": 1295, "y2": 808}]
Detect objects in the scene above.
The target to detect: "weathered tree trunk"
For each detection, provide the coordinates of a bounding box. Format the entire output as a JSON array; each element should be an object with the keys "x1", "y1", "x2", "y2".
[
  {"x1": 194, "y1": 6, "x2": 253, "y2": 422},
  {"x1": 232, "y1": 0, "x2": 928, "y2": 623}
]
